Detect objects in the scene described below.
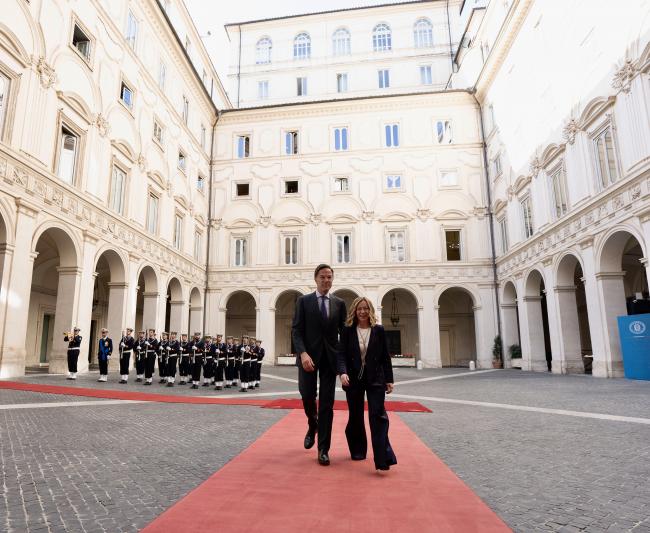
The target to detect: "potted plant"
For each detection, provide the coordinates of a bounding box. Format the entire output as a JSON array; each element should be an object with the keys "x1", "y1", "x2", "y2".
[
  {"x1": 492, "y1": 335, "x2": 503, "y2": 369},
  {"x1": 508, "y1": 344, "x2": 522, "y2": 368}
]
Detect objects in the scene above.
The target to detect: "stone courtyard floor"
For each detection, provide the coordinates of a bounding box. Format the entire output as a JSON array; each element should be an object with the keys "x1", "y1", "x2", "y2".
[{"x1": 1, "y1": 367, "x2": 649, "y2": 532}]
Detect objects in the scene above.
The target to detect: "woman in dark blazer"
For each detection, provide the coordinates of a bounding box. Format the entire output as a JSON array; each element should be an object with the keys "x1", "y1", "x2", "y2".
[{"x1": 337, "y1": 296, "x2": 397, "y2": 471}]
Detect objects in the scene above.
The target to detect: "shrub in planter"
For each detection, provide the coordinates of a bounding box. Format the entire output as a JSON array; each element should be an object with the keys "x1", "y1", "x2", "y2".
[{"x1": 509, "y1": 344, "x2": 522, "y2": 359}]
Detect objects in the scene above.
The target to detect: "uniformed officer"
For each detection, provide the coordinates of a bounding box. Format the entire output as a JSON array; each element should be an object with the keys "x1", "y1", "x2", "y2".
[
  {"x1": 225, "y1": 336, "x2": 235, "y2": 388},
  {"x1": 178, "y1": 333, "x2": 190, "y2": 384},
  {"x1": 213, "y1": 334, "x2": 226, "y2": 390},
  {"x1": 158, "y1": 332, "x2": 169, "y2": 384},
  {"x1": 240, "y1": 334, "x2": 251, "y2": 392},
  {"x1": 64, "y1": 327, "x2": 82, "y2": 380},
  {"x1": 253, "y1": 339, "x2": 265, "y2": 388},
  {"x1": 233, "y1": 336, "x2": 242, "y2": 389},
  {"x1": 119, "y1": 328, "x2": 135, "y2": 384},
  {"x1": 97, "y1": 328, "x2": 113, "y2": 382},
  {"x1": 144, "y1": 329, "x2": 159, "y2": 385},
  {"x1": 166, "y1": 332, "x2": 180, "y2": 386},
  {"x1": 189, "y1": 332, "x2": 204, "y2": 389},
  {"x1": 134, "y1": 331, "x2": 147, "y2": 382},
  {"x1": 202, "y1": 335, "x2": 214, "y2": 386}
]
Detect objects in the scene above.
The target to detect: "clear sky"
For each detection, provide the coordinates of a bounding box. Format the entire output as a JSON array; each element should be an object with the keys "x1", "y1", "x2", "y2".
[{"x1": 184, "y1": 0, "x2": 412, "y2": 91}]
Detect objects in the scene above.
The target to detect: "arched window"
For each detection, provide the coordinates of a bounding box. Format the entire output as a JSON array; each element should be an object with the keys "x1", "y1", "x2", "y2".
[
  {"x1": 414, "y1": 18, "x2": 433, "y2": 48},
  {"x1": 293, "y1": 33, "x2": 311, "y2": 59},
  {"x1": 372, "y1": 23, "x2": 392, "y2": 52},
  {"x1": 332, "y1": 28, "x2": 351, "y2": 56},
  {"x1": 255, "y1": 37, "x2": 272, "y2": 64}
]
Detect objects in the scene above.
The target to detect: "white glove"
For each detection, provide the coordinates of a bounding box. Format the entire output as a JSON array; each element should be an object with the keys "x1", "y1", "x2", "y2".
[{"x1": 120, "y1": 342, "x2": 125, "y2": 348}]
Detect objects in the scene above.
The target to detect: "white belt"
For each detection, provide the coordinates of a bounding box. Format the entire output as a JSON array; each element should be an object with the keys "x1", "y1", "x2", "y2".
[
  {"x1": 122, "y1": 350, "x2": 132, "y2": 354},
  {"x1": 146, "y1": 350, "x2": 156, "y2": 354},
  {"x1": 68, "y1": 347, "x2": 80, "y2": 351}
]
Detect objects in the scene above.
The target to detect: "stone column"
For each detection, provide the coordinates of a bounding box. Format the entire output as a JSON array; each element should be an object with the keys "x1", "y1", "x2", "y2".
[
  {"x1": 418, "y1": 285, "x2": 438, "y2": 367},
  {"x1": 257, "y1": 289, "x2": 275, "y2": 365},
  {"x1": 142, "y1": 292, "x2": 160, "y2": 334},
  {"x1": 0, "y1": 242, "x2": 15, "y2": 360},
  {"x1": 124, "y1": 254, "x2": 140, "y2": 332},
  {"x1": 0, "y1": 201, "x2": 37, "y2": 377},
  {"x1": 49, "y1": 267, "x2": 83, "y2": 374},
  {"x1": 189, "y1": 301, "x2": 203, "y2": 335},
  {"x1": 75, "y1": 234, "x2": 99, "y2": 374},
  {"x1": 553, "y1": 285, "x2": 584, "y2": 374},
  {"x1": 168, "y1": 299, "x2": 186, "y2": 334},
  {"x1": 521, "y1": 295, "x2": 547, "y2": 372},
  {"x1": 475, "y1": 284, "x2": 497, "y2": 369},
  {"x1": 639, "y1": 210, "x2": 650, "y2": 291},
  {"x1": 541, "y1": 260, "x2": 564, "y2": 375},
  {"x1": 106, "y1": 282, "x2": 128, "y2": 371},
  {"x1": 594, "y1": 272, "x2": 626, "y2": 377},
  {"x1": 204, "y1": 288, "x2": 219, "y2": 334},
  {"x1": 501, "y1": 302, "x2": 519, "y2": 368}
]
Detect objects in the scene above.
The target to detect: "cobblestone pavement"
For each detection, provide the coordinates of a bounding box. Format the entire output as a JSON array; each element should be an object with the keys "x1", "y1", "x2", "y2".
[{"x1": 1, "y1": 368, "x2": 649, "y2": 532}]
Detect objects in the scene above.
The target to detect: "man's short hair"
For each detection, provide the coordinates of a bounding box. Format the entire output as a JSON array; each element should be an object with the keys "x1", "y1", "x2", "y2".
[{"x1": 314, "y1": 263, "x2": 333, "y2": 278}]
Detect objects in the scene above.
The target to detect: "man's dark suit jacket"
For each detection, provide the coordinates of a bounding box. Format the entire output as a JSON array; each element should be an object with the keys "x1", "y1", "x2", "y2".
[
  {"x1": 291, "y1": 292, "x2": 346, "y2": 371},
  {"x1": 336, "y1": 324, "x2": 394, "y2": 387}
]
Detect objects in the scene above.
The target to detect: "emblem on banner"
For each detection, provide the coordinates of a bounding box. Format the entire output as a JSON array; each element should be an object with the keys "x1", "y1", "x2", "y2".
[{"x1": 629, "y1": 321, "x2": 646, "y2": 335}]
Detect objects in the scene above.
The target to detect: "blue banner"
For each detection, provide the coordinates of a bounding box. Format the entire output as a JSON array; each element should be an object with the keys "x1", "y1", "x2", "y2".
[{"x1": 617, "y1": 313, "x2": 650, "y2": 380}]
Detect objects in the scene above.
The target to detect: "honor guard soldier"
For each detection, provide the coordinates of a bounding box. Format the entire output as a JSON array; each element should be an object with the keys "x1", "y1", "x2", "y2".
[
  {"x1": 202, "y1": 335, "x2": 214, "y2": 386},
  {"x1": 253, "y1": 339, "x2": 265, "y2": 388},
  {"x1": 233, "y1": 337, "x2": 242, "y2": 388},
  {"x1": 158, "y1": 332, "x2": 169, "y2": 384},
  {"x1": 189, "y1": 332, "x2": 204, "y2": 389},
  {"x1": 119, "y1": 328, "x2": 135, "y2": 384},
  {"x1": 178, "y1": 333, "x2": 190, "y2": 384},
  {"x1": 214, "y1": 334, "x2": 226, "y2": 390},
  {"x1": 225, "y1": 336, "x2": 235, "y2": 388},
  {"x1": 64, "y1": 327, "x2": 82, "y2": 380},
  {"x1": 97, "y1": 328, "x2": 113, "y2": 382},
  {"x1": 166, "y1": 332, "x2": 180, "y2": 386},
  {"x1": 239, "y1": 334, "x2": 251, "y2": 392},
  {"x1": 144, "y1": 329, "x2": 159, "y2": 385},
  {"x1": 134, "y1": 331, "x2": 147, "y2": 382}
]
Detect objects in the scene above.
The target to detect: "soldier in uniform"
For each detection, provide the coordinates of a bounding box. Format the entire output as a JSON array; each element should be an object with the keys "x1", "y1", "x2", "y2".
[
  {"x1": 118, "y1": 328, "x2": 135, "y2": 384},
  {"x1": 144, "y1": 329, "x2": 159, "y2": 385},
  {"x1": 64, "y1": 327, "x2": 82, "y2": 380},
  {"x1": 202, "y1": 335, "x2": 214, "y2": 386},
  {"x1": 253, "y1": 339, "x2": 265, "y2": 388},
  {"x1": 189, "y1": 332, "x2": 204, "y2": 389},
  {"x1": 225, "y1": 336, "x2": 235, "y2": 388},
  {"x1": 213, "y1": 334, "x2": 226, "y2": 390},
  {"x1": 158, "y1": 332, "x2": 169, "y2": 384},
  {"x1": 134, "y1": 331, "x2": 147, "y2": 382},
  {"x1": 97, "y1": 328, "x2": 113, "y2": 382},
  {"x1": 166, "y1": 332, "x2": 180, "y2": 387},
  {"x1": 233, "y1": 336, "x2": 242, "y2": 389},
  {"x1": 178, "y1": 333, "x2": 190, "y2": 384},
  {"x1": 239, "y1": 334, "x2": 251, "y2": 392}
]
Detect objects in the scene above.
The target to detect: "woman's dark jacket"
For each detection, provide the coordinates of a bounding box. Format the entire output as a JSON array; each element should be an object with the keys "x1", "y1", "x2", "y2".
[{"x1": 336, "y1": 324, "x2": 394, "y2": 386}]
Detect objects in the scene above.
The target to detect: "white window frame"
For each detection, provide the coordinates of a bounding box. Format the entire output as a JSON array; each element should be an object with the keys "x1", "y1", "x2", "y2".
[
  {"x1": 334, "y1": 232, "x2": 352, "y2": 264},
  {"x1": 549, "y1": 164, "x2": 569, "y2": 219},
  {"x1": 200, "y1": 125, "x2": 206, "y2": 151},
  {"x1": 256, "y1": 37, "x2": 272, "y2": 64},
  {"x1": 233, "y1": 181, "x2": 251, "y2": 199},
  {"x1": 384, "y1": 174, "x2": 403, "y2": 192},
  {"x1": 120, "y1": 79, "x2": 134, "y2": 111},
  {"x1": 520, "y1": 195, "x2": 534, "y2": 239},
  {"x1": 173, "y1": 213, "x2": 183, "y2": 250},
  {"x1": 414, "y1": 18, "x2": 433, "y2": 48},
  {"x1": 373, "y1": 23, "x2": 392, "y2": 52},
  {"x1": 592, "y1": 123, "x2": 619, "y2": 190},
  {"x1": 387, "y1": 229, "x2": 407, "y2": 263},
  {"x1": 293, "y1": 33, "x2": 311, "y2": 60},
  {"x1": 0, "y1": 71, "x2": 9, "y2": 139},
  {"x1": 146, "y1": 191, "x2": 159, "y2": 235},
  {"x1": 444, "y1": 228, "x2": 462, "y2": 261},
  {"x1": 197, "y1": 173, "x2": 205, "y2": 193},
  {"x1": 109, "y1": 164, "x2": 127, "y2": 215},
  {"x1": 434, "y1": 119, "x2": 453, "y2": 144},
  {"x1": 332, "y1": 28, "x2": 351, "y2": 56},
  {"x1": 333, "y1": 126, "x2": 349, "y2": 151},
  {"x1": 158, "y1": 61, "x2": 166, "y2": 90},
  {"x1": 332, "y1": 176, "x2": 350, "y2": 194},
  {"x1": 178, "y1": 150, "x2": 186, "y2": 173},
  {"x1": 232, "y1": 236, "x2": 249, "y2": 267},
  {"x1": 384, "y1": 123, "x2": 400, "y2": 148},
  {"x1": 420, "y1": 65, "x2": 433, "y2": 85},
  {"x1": 194, "y1": 230, "x2": 202, "y2": 261},
  {"x1": 439, "y1": 169, "x2": 459, "y2": 189},
  {"x1": 498, "y1": 215, "x2": 509, "y2": 255},
  {"x1": 297, "y1": 76, "x2": 307, "y2": 96},
  {"x1": 284, "y1": 130, "x2": 299, "y2": 155},
  {"x1": 125, "y1": 10, "x2": 138, "y2": 51},
  {"x1": 153, "y1": 118, "x2": 164, "y2": 146},
  {"x1": 492, "y1": 153, "x2": 502, "y2": 179},
  {"x1": 56, "y1": 123, "x2": 80, "y2": 186},
  {"x1": 336, "y1": 72, "x2": 348, "y2": 93},
  {"x1": 282, "y1": 178, "x2": 300, "y2": 196},
  {"x1": 71, "y1": 17, "x2": 94, "y2": 65},
  {"x1": 378, "y1": 69, "x2": 390, "y2": 89},
  {"x1": 258, "y1": 80, "x2": 269, "y2": 100},
  {"x1": 236, "y1": 134, "x2": 251, "y2": 159},
  {"x1": 182, "y1": 95, "x2": 189, "y2": 125},
  {"x1": 282, "y1": 234, "x2": 300, "y2": 265}
]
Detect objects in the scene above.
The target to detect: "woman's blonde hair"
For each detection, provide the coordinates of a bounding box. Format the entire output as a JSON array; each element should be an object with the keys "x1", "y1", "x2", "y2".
[{"x1": 345, "y1": 296, "x2": 378, "y2": 327}]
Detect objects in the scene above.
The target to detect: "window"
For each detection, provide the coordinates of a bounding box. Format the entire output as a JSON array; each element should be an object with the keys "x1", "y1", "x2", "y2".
[
  {"x1": 258, "y1": 80, "x2": 269, "y2": 100},
  {"x1": 158, "y1": 61, "x2": 166, "y2": 90},
  {"x1": 0, "y1": 73, "x2": 10, "y2": 137},
  {"x1": 335, "y1": 234, "x2": 351, "y2": 264},
  {"x1": 384, "y1": 124, "x2": 399, "y2": 147},
  {"x1": 378, "y1": 69, "x2": 390, "y2": 88},
  {"x1": 235, "y1": 182, "x2": 250, "y2": 197},
  {"x1": 57, "y1": 125, "x2": 78, "y2": 185},
  {"x1": 498, "y1": 216, "x2": 509, "y2": 254},
  {"x1": 439, "y1": 170, "x2": 458, "y2": 188},
  {"x1": 233, "y1": 237, "x2": 247, "y2": 266},
  {"x1": 488, "y1": 104, "x2": 496, "y2": 132},
  {"x1": 110, "y1": 165, "x2": 126, "y2": 215},
  {"x1": 173, "y1": 214, "x2": 183, "y2": 250},
  {"x1": 197, "y1": 174, "x2": 205, "y2": 192},
  {"x1": 120, "y1": 80, "x2": 134, "y2": 110},
  {"x1": 594, "y1": 126, "x2": 618, "y2": 188},
  {"x1": 153, "y1": 119, "x2": 164, "y2": 145},
  {"x1": 194, "y1": 230, "x2": 202, "y2": 260},
  {"x1": 445, "y1": 230, "x2": 461, "y2": 261},
  {"x1": 284, "y1": 235, "x2": 299, "y2": 265},
  {"x1": 182, "y1": 96, "x2": 189, "y2": 125},
  {"x1": 284, "y1": 180, "x2": 299, "y2": 195},
  {"x1": 184, "y1": 36, "x2": 191, "y2": 53},
  {"x1": 493, "y1": 154, "x2": 502, "y2": 178},
  {"x1": 435, "y1": 120, "x2": 453, "y2": 144},
  {"x1": 332, "y1": 28, "x2": 351, "y2": 56},
  {"x1": 297, "y1": 77, "x2": 307, "y2": 96},
  {"x1": 373, "y1": 23, "x2": 391, "y2": 51},
  {"x1": 336, "y1": 73, "x2": 348, "y2": 93},
  {"x1": 237, "y1": 135, "x2": 250, "y2": 158},
  {"x1": 178, "y1": 150, "x2": 186, "y2": 172},
  {"x1": 201, "y1": 125, "x2": 206, "y2": 150},
  {"x1": 550, "y1": 166, "x2": 569, "y2": 219},
  {"x1": 334, "y1": 127, "x2": 348, "y2": 151},
  {"x1": 146, "y1": 193, "x2": 159, "y2": 234},
  {"x1": 125, "y1": 10, "x2": 138, "y2": 50},
  {"x1": 388, "y1": 231, "x2": 406, "y2": 263},
  {"x1": 256, "y1": 37, "x2": 272, "y2": 64},
  {"x1": 420, "y1": 65, "x2": 432, "y2": 85},
  {"x1": 72, "y1": 23, "x2": 92, "y2": 62},
  {"x1": 293, "y1": 33, "x2": 311, "y2": 59},
  {"x1": 521, "y1": 196, "x2": 534, "y2": 239},
  {"x1": 285, "y1": 131, "x2": 298, "y2": 155},
  {"x1": 333, "y1": 177, "x2": 349, "y2": 193},
  {"x1": 385, "y1": 175, "x2": 402, "y2": 190},
  {"x1": 414, "y1": 18, "x2": 433, "y2": 48}
]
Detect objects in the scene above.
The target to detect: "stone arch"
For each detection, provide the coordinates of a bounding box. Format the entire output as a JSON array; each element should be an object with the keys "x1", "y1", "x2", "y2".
[
  {"x1": 134, "y1": 265, "x2": 159, "y2": 334},
  {"x1": 377, "y1": 285, "x2": 421, "y2": 309},
  {"x1": 501, "y1": 280, "x2": 521, "y2": 366},
  {"x1": 332, "y1": 288, "x2": 360, "y2": 311},
  {"x1": 380, "y1": 288, "x2": 419, "y2": 360},
  {"x1": 437, "y1": 286, "x2": 477, "y2": 367},
  {"x1": 164, "y1": 277, "x2": 184, "y2": 334},
  {"x1": 597, "y1": 226, "x2": 646, "y2": 273},
  {"x1": 188, "y1": 287, "x2": 202, "y2": 336},
  {"x1": 31, "y1": 222, "x2": 80, "y2": 269},
  {"x1": 274, "y1": 289, "x2": 303, "y2": 358},
  {"x1": 522, "y1": 268, "x2": 552, "y2": 372},
  {"x1": 225, "y1": 290, "x2": 257, "y2": 340},
  {"x1": 93, "y1": 247, "x2": 127, "y2": 283},
  {"x1": 434, "y1": 284, "x2": 478, "y2": 307}
]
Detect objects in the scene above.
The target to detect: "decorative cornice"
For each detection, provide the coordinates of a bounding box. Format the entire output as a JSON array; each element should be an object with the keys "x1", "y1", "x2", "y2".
[{"x1": 35, "y1": 56, "x2": 57, "y2": 89}]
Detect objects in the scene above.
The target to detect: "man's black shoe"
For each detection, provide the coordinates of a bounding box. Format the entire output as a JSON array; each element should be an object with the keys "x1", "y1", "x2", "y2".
[
  {"x1": 304, "y1": 429, "x2": 316, "y2": 449},
  {"x1": 318, "y1": 451, "x2": 330, "y2": 466}
]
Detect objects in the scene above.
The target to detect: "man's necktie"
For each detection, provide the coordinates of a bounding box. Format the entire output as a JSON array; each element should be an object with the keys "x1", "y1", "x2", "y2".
[{"x1": 320, "y1": 296, "x2": 328, "y2": 320}]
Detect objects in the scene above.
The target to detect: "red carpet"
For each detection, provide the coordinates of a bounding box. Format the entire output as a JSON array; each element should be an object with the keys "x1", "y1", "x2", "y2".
[
  {"x1": 262, "y1": 398, "x2": 432, "y2": 413},
  {"x1": 142, "y1": 410, "x2": 511, "y2": 533}
]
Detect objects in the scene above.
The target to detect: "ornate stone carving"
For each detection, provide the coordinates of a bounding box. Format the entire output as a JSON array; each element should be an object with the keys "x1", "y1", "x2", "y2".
[
  {"x1": 562, "y1": 119, "x2": 580, "y2": 145},
  {"x1": 631, "y1": 185, "x2": 641, "y2": 200},
  {"x1": 612, "y1": 59, "x2": 637, "y2": 94},
  {"x1": 416, "y1": 209, "x2": 431, "y2": 221},
  {"x1": 137, "y1": 153, "x2": 147, "y2": 172},
  {"x1": 0, "y1": 158, "x2": 7, "y2": 179},
  {"x1": 94, "y1": 113, "x2": 110, "y2": 137},
  {"x1": 529, "y1": 156, "x2": 542, "y2": 177},
  {"x1": 361, "y1": 211, "x2": 374, "y2": 223},
  {"x1": 36, "y1": 57, "x2": 57, "y2": 89},
  {"x1": 12, "y1": 167, "x2": 28, "y2": 187},
  {"x1": 309, "y1": 213, "x2": 322, "y2": 226},
  {"x1": 259, "y1": 216, "x2": 272, "y2": 227}
]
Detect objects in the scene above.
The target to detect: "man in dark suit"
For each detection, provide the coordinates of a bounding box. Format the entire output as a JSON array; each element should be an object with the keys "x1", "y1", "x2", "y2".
[{"x1": 292, "y1": 264, "x2": 346, "y2": 466}]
